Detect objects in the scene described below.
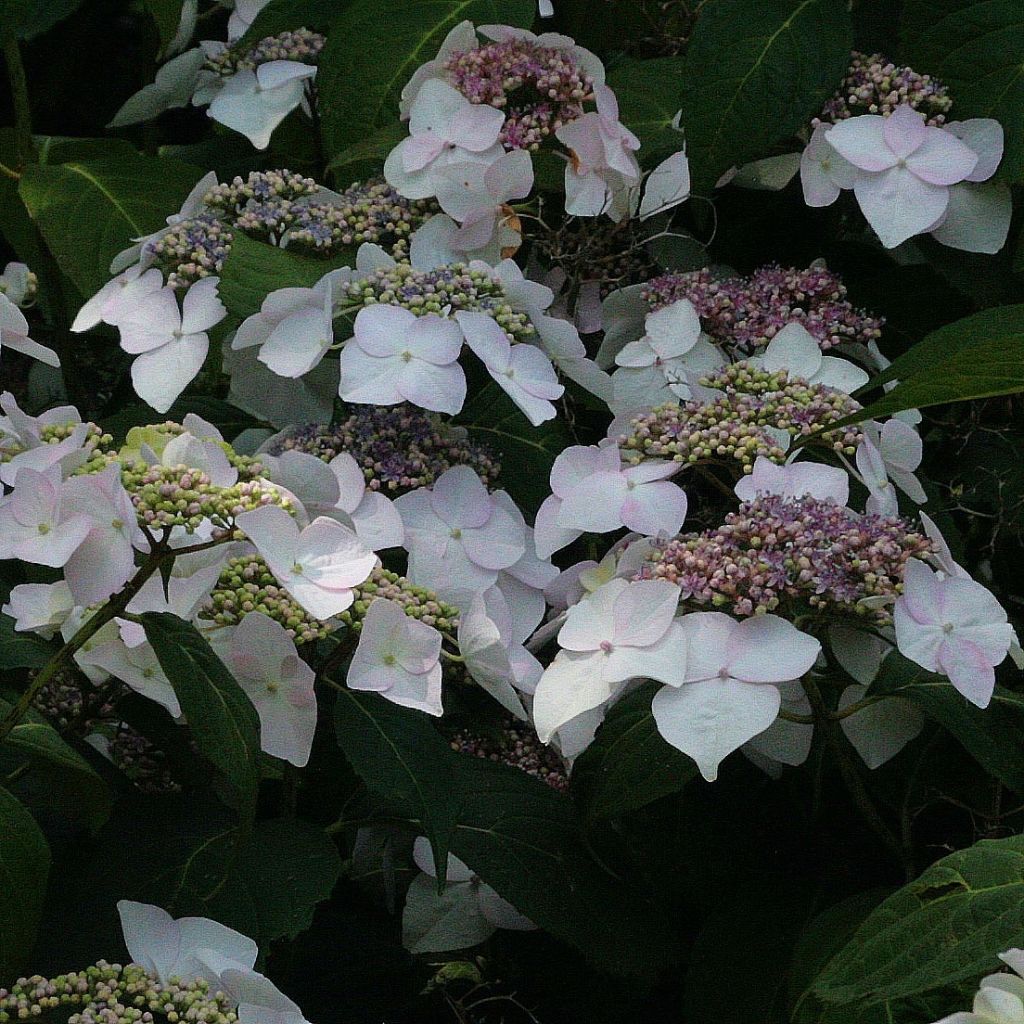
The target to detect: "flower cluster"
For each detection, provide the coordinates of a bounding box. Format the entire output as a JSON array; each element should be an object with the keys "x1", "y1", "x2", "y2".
[
  {"x1": 0, "y1": 963, "x2": 237, "y2": 1024},
  {"x1": 204, "y1": 28, "x2": 325, "y2": 76},
  {"x1": 444, "y1": 35, "x2": 594, "y2": 150},
  {"x1": 619, "y1": 363, "x2": 863, "y2": 470},
  {"x1": 642, "y1": 264, "x2": 884, "y2": 352},
  {"x1": 264, "y1": 407, "x2": 500, "y2": 495},
  {"x1": 643, "y1": 493, "x2": 933, "y2": 619},
  {"x1": 199, "y1": 552, "x2": 334, "y2": 644},
  {"x1": 144, "y1": 171, "x2": 434, "y2": 289},
  {"x1": 814, "y1": 52, "x2": 953, "y2": 126},
  {"x1": 449, "y1": 716, "x2": 569, "y2": 791},
  {"x1": 339, "y1": 564, "x2": 461, "y2": 634},
  {"x1": 340, "y1": 261, "x2": 537, "y2": 342}
]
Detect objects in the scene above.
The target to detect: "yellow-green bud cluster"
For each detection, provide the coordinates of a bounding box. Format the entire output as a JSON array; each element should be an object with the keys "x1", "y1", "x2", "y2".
[
  {"x1": 2, "y1": 421, "x2": 113, "y2": 472},
  {"x1": 199, "y1": 554, "x2": 330, "y2": 643},
  {"x1": 118, "y1": 460, "x2": 286, "y2": 533},
  {"x1": 620, "y1": 362, "x2": 863, "y2": 471},
  {"x1": 340, "y1": 263, "x2": 536, "y2": 344},
  {"x1": 339, "y1": 565, "x2": 460, "y2": 634},
  {"x1": 0, "y1": 962, "x2": 237, "y2": 1024}
]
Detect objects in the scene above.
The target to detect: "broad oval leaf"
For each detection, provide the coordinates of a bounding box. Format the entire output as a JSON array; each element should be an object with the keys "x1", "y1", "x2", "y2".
[
  {"x1": 141, "y1": 611, "x2": 260, "y2": 818},
  {"x1": 0, "y1": 786, "x2": 51, "y2": 980},
  {"x1": 18, "y1": 152, "x2": 203, "y2": 297},
  {"x1": 675, "y1": 0, "x2": 851, "y2": 191},
  {"x1": 813, "y1": 833, "x2": 1024, "y2": 1006},
  {"x1": 605, "y1": 57, "x2": 687, "y2": 164},
  {"x1": 317, "y1": 0, "x2": 535, "y2": 158},
  {"x1": 571, "y1": 682, "x2": 698, "y2": 822}
]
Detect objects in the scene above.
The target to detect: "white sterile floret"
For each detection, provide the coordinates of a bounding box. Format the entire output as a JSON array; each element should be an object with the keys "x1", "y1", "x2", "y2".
[
  {"x1": 751, "y1": 322, "x2": 870, "y2": 393},
  {"x1": 235, "y1": 504, "x2": 377, "y2": 620},
  {"x1": 734, "y1": 455, "x2": 850, "y2": 505},
  {"x1": 220, "y1": 611, "x2": 317, "y2": 767},
  {"x1": 532, "y1": 577, "x2": 688, "y2": 743},
  {"x1": 347, "y1": 597, "x2": 444, "y2": 716},
  {"x1": 650, "y1": 612, "x2": 821, "y2": 781},
  {"x1": 853, "y1": 418, "x2": 926, "y2": 516},
  {"x1": 895, "y1": 558, "x2": 1014, "y2": 709},
  {"x1": 339, "y1": 305, "x2": 467, "y2": 415}
]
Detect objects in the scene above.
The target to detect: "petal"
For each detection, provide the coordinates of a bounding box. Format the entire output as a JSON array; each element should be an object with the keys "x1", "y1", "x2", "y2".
[
  {"x1": 611, "y1": 578, "x2": 680, "y2": 647},
  {"x1": 338, "y1": 344, "x2": 406, "y2": 407},
  {"x1": 353, "y1": 304, "x2": 415, "y2": 356},
  {"x1": 618, "y1": 479, "x2": 688, "y2": 537},
  {"x1": 882, "y1": 103, "x2": 927, "y2": 158},
  {"x1": 825, "y1": 116, "x2": 897, "y2": 172},
  {"x1": 938, "y1": 638, "x2": 996, "y2": 708},
  {"x1": 639, "y1": 149, "x2": 691, "y2": 219},
  {"x1": 905, "y1": 127, "x2": 979, "y2": 185},
  {"x1": 556, "y1": 471, "x2": 629, "y2": 533},
  {"x1": 477, "y1": 885, "x2": 535, "y2": 930},
  {"x1": 725, "y1": 615, "x2": 820, "y2": 683},
  {"x1": 398, "y1": 360, "x2": 467, "y2": 415},
  {"x1": 643, "y1": 299, "x2": 701, "y2": 358},
  {"x1": 259, "y1": 306, "x2": 332, "y2": 378},
  {"x1": 430, "y1": 464, "x2": 493, "y2": 528},
  {"x1": 946, "y1": 118, "x2": 1004, "y2": 182},
  {"x1": 181, "y1": 277, "x2": 226, "y2": 334},
  {"x1": 761, "y1": 322, "x2": 821, "y2": 379},
  {"x1": 533, "y1": 494, "x2": 580, "y2": 558},
  {"x1": 532, "y1": 649, "x2": 621, "y2": 743},
  {"x1": 117, "y1": 901, "x2": 180, "y2": 981},
  {"x1": 402, "y1": 874, "x2": 493, "y2": 953},
  {"x1": 853, "y1": 167, "x2": 949, "y2": 249},
  {"x1": 652, "y1": 677, "x2": 782, "y2": 781},
  {"x1": 403, "y1": 314, "x2": 464, "y2": 365},
  {"x1": 838, "y1": 685, "x2": 924, "y2": 769},
  {"x1": 931, "y1": 180, "x2": 1012, "y2": 255},
  {"x1": 131, "y1": 334, "x2": 208, "y2": 413}
]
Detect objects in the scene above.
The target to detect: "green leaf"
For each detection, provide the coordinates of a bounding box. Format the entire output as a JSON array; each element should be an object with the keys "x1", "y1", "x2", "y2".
[
  {"x1": 241, "y1": 820, "x2": 342, "y2": 941},
  {"x1": 141, "y1": 612, "x2": 260, "y2": 817},
  {"x1": 218, "y1": 230, "x2": 355, "y2": 320},
  {"x1": 317, "y1": 0, "x2": 535, "y2": 158},
  {"x1": 0, "y1": 612, "x2": 59, "y2": 670},
  {"x1": 813, "y1": 834, "x2": 1024, "y2": 1006},
  {"x1": 571, "y1": 682, "x2": 698, "y2": 822},
  {"x1": 144, "y1": 0, "x2": 186, "y2": 55},
  {"x1": 0, "y1": 786, "x2": 50, "y2": 980},
  {"x1": 675, "y1": 0, "x2": 851, "y2": 190},
  {"x1": 0, "y1": 698, "x2": 112, "y2": 831},
  {"x1": 0, "y1": 0, "x2": 84, "y2": 40},
  {"x1": 236, "y1": 0, "x2": 345, "y2": 45},
  {"x1": 455, "y1": 382, "x2": 571, "y2": 511},
  {"x1": 18, "y1": 153, "x2": 203, "y2": 297},
  {"x1": 326, "y1": 122, "x2": 408, "y2": 182},
  {"x1": 334, "y1": 690, "x2": 675, "y2": 978},
  {"x1": 901, "y1": 0, "x2": 1024, "y2": 182},
  {"x1": 873, "y1": 652, "x2": 1024, "y2": 795},
  {"x1": 605, "y1": 58, "x2": 687, "y2": 163}
]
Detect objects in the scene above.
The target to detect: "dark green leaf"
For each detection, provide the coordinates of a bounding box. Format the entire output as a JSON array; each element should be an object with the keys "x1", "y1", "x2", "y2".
[
  {"x1": 242, "y1": 820, "x2": 342, "y2": 941},
  {"x1": 606, "y1": 58, "x2": 687, "y2": 163},
  {"x1": 144, "y1": 0, "x2": 186, "y2": 55},
  {"x1": 901, "y1": 0, "x2": 1024, "y2": 182},
  {"x1": 0, "y1": 698, "x2": 112, "y2": 831},
  {"x1": 334, "y1": 690, "x2": 675, "y2": 978},
  {"x1": 813, "y1": 834, "x2": 1024, "y2": 1006},
  {"x1": 0, "y1": 786, "x2": 50, "y2": 980},
  {"x1": 18, "y1": 153, "x2": 203, "y2": 296},
  {"x1": 676, "y1": 0, "x2": 851, "y2": 190},
  {"x1": 236, "y1": 0, "x2": 345, "y2": 45},
  {"x1": 0, "y1": 0, "x2": 84, "y2": 40},
  {"x1": 141, "y1": 612, "x2": 260, "y2": 817},
  {"x1": 873, "y1": 652, "x2": 1024, "y2": 795},
  {"x1": 101, "y1": 395, "x2": 264, "y2": 443},
  {"x1": 571, "y1": 682, "x2": 697, "y2": 822},
  {"x1": 218, "y1": 230, "x2": 355, "y2": 320},
  {"x1": 326, "y1": 123, "x2": 408, "y2": 183},
  {"x1": 456, "y1": 382, "x2": 571, "y2": 511},
  {"x1": 318, "y1": 0, "x2": 535, "y2": 157},
  {"x1": 0, "y1": 612, "x2": 59, "y2": 670}
]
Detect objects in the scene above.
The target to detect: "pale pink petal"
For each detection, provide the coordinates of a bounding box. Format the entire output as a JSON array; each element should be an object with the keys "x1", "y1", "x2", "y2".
[
  {"x1": 906, "y1": 127, "x2": 978, "y2": 185},
  {"x1": 938, "y1": 638, "x2": 996, "y2": 708},
  {"x1": 853, "y1": 167, "x2": 949, "y2": 249},
  {"x1": 353, "y1": 304, "x2": 416, "y2": 356},
  {"x1": 882, "y1": 103, "x2": 927, "y2": 158},
  {"x1": 725, "y1": 615, "x2": 820, "y2": 683},
  {"x1": 825, "y1": 116, "x2": 896, "y2": 172}
]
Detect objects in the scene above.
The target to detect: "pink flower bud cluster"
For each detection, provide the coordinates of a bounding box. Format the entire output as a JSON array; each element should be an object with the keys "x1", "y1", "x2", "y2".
[
  {"x1": 619, "y1": 363, "x2": 863, "y2": 471},
  {"x1": 642, "y1": 264, "x2": 884, "y2": 353},
  {"x1": 814, "y1": 51, "x2": 953, "y2": 127},
  {"x1": 340, "y1": 262, "x2": 536, "y2": 342},
  {"x1": 205, "y1": 28, "x2": 326, "y2": 76},
  {"x1": 449, "y1": 716, "x2": 569, "y2": 792},
  {"x1": 0, "y1": 962, "x2": 236, "y2": 1024},
  {"x1": 265, "y1": 406, "x2": 500, "y2": 495},
  {"x1": 339, "y1": 565, "x2": 460, "y2": 634},
  {"x1": 445, "y1": 37, "x2": 593, "y2": 150},
  {"x1": 643, "y1": 493, "x2": 933, "y2": 620},
  {"x1": 200, "y1": 553, "x2": 330, "y2": 643}
]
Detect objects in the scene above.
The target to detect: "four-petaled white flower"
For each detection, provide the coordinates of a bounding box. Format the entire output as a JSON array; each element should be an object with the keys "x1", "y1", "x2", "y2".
[
  {"x1": 533, "y1": 577, "x2": 688, "y2": 743},
  {"x1": 385, "y1": 79, "x2": 506, "y2": 201},
  {"x1": 894, "y1": 558, "x2": 1014, "y2": 709},
  {"x1": 534, "y1": 443, "x2": 687, "y2": 558},
  {"x1": 394, "y1": 465, "x2": 526, "y2": 603},
  {"x1": 221, "y1": 611, "x2": 318, "y2": 767},
  {"x1": 339, "y1": 305, "x2": 466, "y2": 415},
  {"x1": 347, "y1": 597, "x2": 444, "y2": 716},
  {"x1": 119, "y1": 276, "x2": 227, "y2": 413},
  {"x1": 1, "y1": 581, "x2": 74, "y2": 639},
  {"x1": 854, "y1": 418, "x2": 926, "y2": 516},
  {"x1": 403, "y1": 836, "x2": 535, "y2": 954},
  {"x1": 734, "y1": 455, "x2": 850, "y2": 505},
  {"x1": 72, "y1": 267, "x2": 165, "y2": 334},
  {"x1": 235, "y1": 504, "x2": 377, "y2": 620},
  {"x1": 752, "y1": 322, "x2": 870, "y2": 393},
  {"x1": 825, "y1": 104, "x2": 978, "y2": 248},
  {"x1": 0, "y1": 465, "x2": 93, "y2": 567},
  {"x1": 799, "y1": 123, "x2": 858, "y2": 208},
  {"x1": 455, "y1": 311, "x2": 563, "y2": 425},
  {"x1": 208, "y1": 62, "x2": 317, "y2": 150},
  {"x1": 650, "y1": 611, "x2": 821, "y2": 781}
]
